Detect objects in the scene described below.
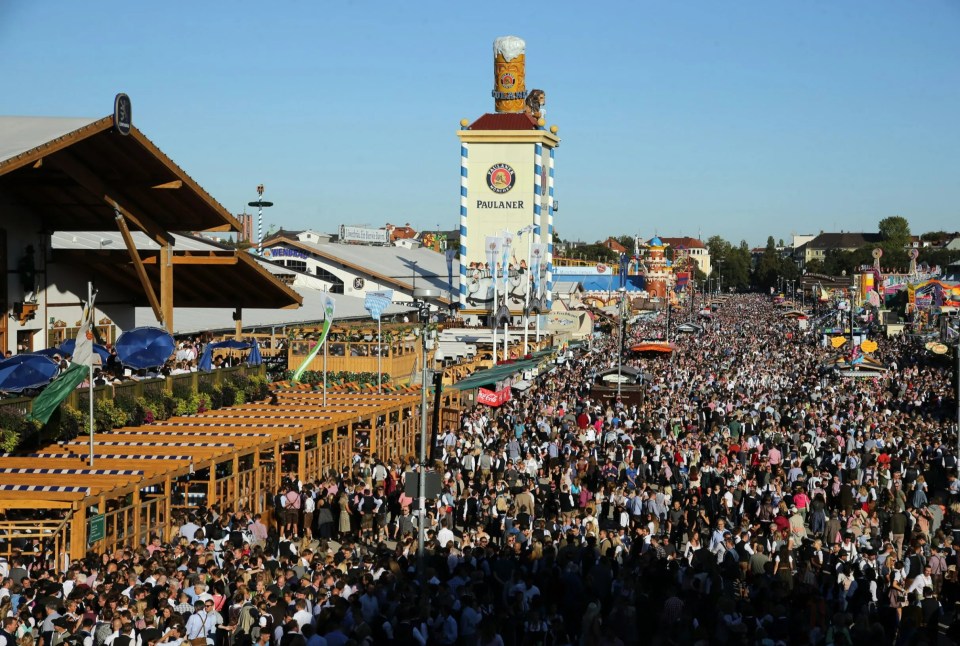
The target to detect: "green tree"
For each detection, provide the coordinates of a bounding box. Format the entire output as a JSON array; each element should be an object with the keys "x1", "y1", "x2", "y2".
[
  {"x1": 616, "y1": 235, "x2": 636, "y2": 252},
  {"x1": 878, "y1": 215, "x2": 911, "y2": 247},
  {"x1": 804, "y1": 258, "x2": 825, "y2": 274},
  {"x1": 754, "y1": 236, "x2": 782, "y2": 289}
]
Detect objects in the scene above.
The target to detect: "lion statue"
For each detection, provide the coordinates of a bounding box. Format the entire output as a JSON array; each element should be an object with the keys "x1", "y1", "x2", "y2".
[{"x1": 524, "y1": 89, "x2": 546, "y2": 120}]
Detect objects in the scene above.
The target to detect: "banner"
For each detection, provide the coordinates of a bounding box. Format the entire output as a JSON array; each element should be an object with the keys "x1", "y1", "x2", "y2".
[
  {"x1": 292, "y1": 294, "x2": 336, "y2": 382},
  {"x1": 619, "y1": 253, "x2": 628, "y2": 288},
  {"x1": 485, "y1": 236, "x2": 502, "y2": 275},
  {"x1": 340, "y1": 225, "x2": 389, "y2": 244},
  {"x1": 501, "y1": 230, "x2": 514, "y2": 292},
  {"x1": 530, "y1": 243, "x2": 546, "y2": 296},
  {"x1": 363, "y1": 290, "x2": 394, "y2": 321},
  {"x1": 477, "y1": 386, "x2": 512, "y2": 407},
  {"x1": 30, "y1": 293, "x2": 97, "y2": 425}
]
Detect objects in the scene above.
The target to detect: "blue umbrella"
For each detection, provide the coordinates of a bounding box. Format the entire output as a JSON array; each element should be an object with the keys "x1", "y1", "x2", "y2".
[
  {"x1": 33, "y1": 348, "x2": 63, "y2": 358},
  {"x1": 59, "y1": 339, "x2": 111, "y2": 362},
  {"x1": 198, "y1": 344, "x2": 215, "y2": 372},
  {"x1": 197, "y1": 339, "x2": 252, "y2": 372},
  {"x1": 247, "y1": 341, "x2": 262, "y2": 366},
  {"x1": 115, "y1": 327, "x2": 176, "y2": 369},
  {"x1": 0, "y1": 354, "x2": 60, "y2": 393}
]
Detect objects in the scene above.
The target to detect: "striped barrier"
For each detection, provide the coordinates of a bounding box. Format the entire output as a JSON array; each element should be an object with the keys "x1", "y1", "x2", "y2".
[
  {"x1": 31, "y1": 453, "x2": 192, "y2": 461},
  {"x1": 0, "y1": 484, "x2": 90, "y2": 493},
  {"x1": 65, "y1": 441, "x2": 234, "y2": 448},
  {"x1": 0, "y1": 468, "x2": 144, "y2": 476}
]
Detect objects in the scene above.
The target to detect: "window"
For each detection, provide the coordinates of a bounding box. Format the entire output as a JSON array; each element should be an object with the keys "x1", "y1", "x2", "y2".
[{"x1": 284, "y1": 260, "x2": 307, "y2": 273}]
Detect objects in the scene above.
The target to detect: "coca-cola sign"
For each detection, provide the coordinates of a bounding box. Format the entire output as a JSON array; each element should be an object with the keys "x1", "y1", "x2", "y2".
[{"x1": 477, "y1": 386, "x2": 512, "y2": 407}]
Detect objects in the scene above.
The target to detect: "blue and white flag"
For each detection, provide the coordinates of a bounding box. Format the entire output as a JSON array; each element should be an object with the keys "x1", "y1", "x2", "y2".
[
  {"x1": 485, "y1": 236, "x2": 503, "y2": 277},
  {"x1": 530, "y1": 243, "x2": 546, "y2": 297},
  {"x1": 501, "y1": 230, "x2": 514, "y2": 292},
  {"x1": 364, "y1": 290, "x2": 394, "y2": 321}
]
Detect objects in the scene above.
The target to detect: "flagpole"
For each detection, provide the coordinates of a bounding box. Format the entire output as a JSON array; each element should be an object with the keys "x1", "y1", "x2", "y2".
[
  {"x1": 522, "y1": 228, "x2": 532, "y2": 356},
  {"x1": 323, "y1": 333, "x2": 328, "y2": 407},
  {"x1": 492, "y1": 266, "x2": 498, "y2": 365},
  {"x1": 88, "y1": 281, "x2": 95, "y2": 468},
  {"x1": 377, "y1": 317, "x2": 382, "y2": 394}
]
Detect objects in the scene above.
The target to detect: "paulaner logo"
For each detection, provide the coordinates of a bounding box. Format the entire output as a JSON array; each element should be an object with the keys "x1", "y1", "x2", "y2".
[{"x1": 486, "y1": 163, "x2": 516, "y2": 194}]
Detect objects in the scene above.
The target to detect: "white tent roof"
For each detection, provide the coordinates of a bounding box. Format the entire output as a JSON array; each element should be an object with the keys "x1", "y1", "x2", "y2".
[{"x1": 0, "y1": 116, "x2": 98, "y2": 165}]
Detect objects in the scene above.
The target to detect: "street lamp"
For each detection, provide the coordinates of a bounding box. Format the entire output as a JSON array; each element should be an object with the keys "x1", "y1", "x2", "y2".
[
  {"x1": 617, "y1": 287, "x2": 626, "y2": 399},
  {"x1": 248, "y1": 184, "x2": 274, "y2": 256},
  {"x1": 849, "y1": 284, "x2": 858, "y2": 345},
  {"x1": 412, "y1": 287, "x2": 437, "y2": 577}
]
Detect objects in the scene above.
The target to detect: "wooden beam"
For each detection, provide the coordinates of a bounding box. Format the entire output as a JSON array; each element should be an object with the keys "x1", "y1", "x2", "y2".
[
  {"x1": 141, "y1": 254, "x2": 237, "y2": 265},
  {"x1": 152, "y1": 180, "x2": 183, "y2": 190},
  {"x1": 116, "y1": 209, "x2": 164, "y2": 325},
  {"x1": 0, "y1": 499, "x2": 74, "y2": 510},
  {"x1": 46, "y1": 152, "x2": 174, "y2": 245},
  {"x1": 160, "y1": 243, "x2": 174, "y2": 333}
]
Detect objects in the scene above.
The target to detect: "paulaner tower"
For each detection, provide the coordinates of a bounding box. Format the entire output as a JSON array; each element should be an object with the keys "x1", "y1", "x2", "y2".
[{"x1": 457, "y1": 36, "x2": 560, "y2": 320}]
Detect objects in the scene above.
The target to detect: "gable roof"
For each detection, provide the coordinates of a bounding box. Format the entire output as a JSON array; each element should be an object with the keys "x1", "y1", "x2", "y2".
[
  {"x1": 808, "y1": 232, "x2": 884, "y2": 249},
  {"x1": 659, "y1": 236, "x2": 706, "y2": 250},
  {"x1": 0, "y1": 115, "x2": 240, "y2": 234}
]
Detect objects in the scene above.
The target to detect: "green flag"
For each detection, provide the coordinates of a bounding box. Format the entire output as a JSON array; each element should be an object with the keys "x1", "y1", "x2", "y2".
[
  {"x1": 292, "y1": 294, "x2": 336, "y2": 383},
  {"x1": 29, "y1": 363, "x2": 88, "y2": 425},
  {"x1": 30, "y1": 292, "x2": 96, "y2": 425}
]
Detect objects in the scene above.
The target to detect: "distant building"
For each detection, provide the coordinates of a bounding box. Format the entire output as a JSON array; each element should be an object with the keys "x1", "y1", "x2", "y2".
[
  {"x1": 658, "y1": 236, "x2": 712, "y2": 276},
  {"x1": 387, "y1": 223, "x2": 417, "y2": 242},
  {"x1": 602, "y1": 237, "x2": 627, "y2": 254},
  {"x1": 798, "y1": 232, "x2": 884, "y2": 268}
]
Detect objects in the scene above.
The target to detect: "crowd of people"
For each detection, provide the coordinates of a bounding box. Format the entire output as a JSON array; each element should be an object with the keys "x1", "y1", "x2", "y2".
[{"x1": 1, "y1": 294, "x2": 959, "y2": 646}]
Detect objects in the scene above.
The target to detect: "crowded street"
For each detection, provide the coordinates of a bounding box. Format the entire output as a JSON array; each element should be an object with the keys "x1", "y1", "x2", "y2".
[{"x1": 2, "y1": 294, "x2": 958, "y2": 646}]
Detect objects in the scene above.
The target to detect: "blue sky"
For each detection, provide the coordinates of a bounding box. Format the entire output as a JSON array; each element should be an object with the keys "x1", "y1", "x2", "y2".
[{"x1": 2, "y1": 1, "x2": 958, "y2": 246}]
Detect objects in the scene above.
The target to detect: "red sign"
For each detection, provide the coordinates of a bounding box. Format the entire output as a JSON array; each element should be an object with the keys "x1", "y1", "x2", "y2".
[{"x1": 477, "y1": 386, "x2": 512, "y2": 407}]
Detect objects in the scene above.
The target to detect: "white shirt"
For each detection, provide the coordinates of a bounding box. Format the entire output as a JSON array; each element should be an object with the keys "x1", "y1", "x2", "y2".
[
  {"x1": 437, "y1": 527, "x2": 455, "y2": 548},
  {"x1": 907, "y1": 573, "x2": 933, "y2": 594}
]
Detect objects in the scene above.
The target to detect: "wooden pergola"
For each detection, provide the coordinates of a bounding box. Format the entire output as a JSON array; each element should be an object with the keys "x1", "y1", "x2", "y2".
[{"x1": 0, "y1": 390, "x2": 421, "y2": 563}]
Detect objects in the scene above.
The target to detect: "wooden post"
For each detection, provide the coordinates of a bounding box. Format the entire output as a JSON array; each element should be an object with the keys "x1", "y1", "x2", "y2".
[
  {"x1": 253, "y1": 450, "x2": 262, "y2": 514},
  {"x1": 208, "y1": 461, "x2": 217, "y2": 509},
  {"x1": 232, "y1": 453, "x2": 240, "y2": 512},
  {"x1": 368, "y1": 414, "x2": 378, "y2": 459},
  {"x1": 70, "y1": 504, "x2": 88, "y2": 561},
  {"x1": 297, "y1": 433, "x2": 305, "y2": 484},
  {"x1": 163, "y1": 475, "x2": 173, "y2": 543},
  {"x1": 159, "y1": 243, "x2": 174, "y2": 333},
  {"x1": 273, "y1": 441, "x2": 281, "y2": 489},
  {"x1": 132, "y1": 488, "x2": 142, "y2": 548}
]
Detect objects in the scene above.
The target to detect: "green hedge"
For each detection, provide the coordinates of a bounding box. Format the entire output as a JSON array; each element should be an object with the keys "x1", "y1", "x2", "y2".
[
  {"x1": 282, "y1": 371, "x2": 390, "y2": 387},
  {"x1": 0, "y1": 374, "x2": 272, "y2": 454}
]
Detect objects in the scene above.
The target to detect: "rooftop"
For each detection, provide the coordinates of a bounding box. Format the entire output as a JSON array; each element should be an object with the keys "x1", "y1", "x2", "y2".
[{"x1": 265, "y1": 235, "x2": 460, "y2": 301}]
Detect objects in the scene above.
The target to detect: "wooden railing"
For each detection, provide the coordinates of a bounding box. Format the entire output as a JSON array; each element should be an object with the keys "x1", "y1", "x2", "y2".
[
  {"x1": 287, "y1": 340, "x2": 420, "y2": 381},
  {"x1": 0, "y1": 518, "x2": 71, "y2": 571}
]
